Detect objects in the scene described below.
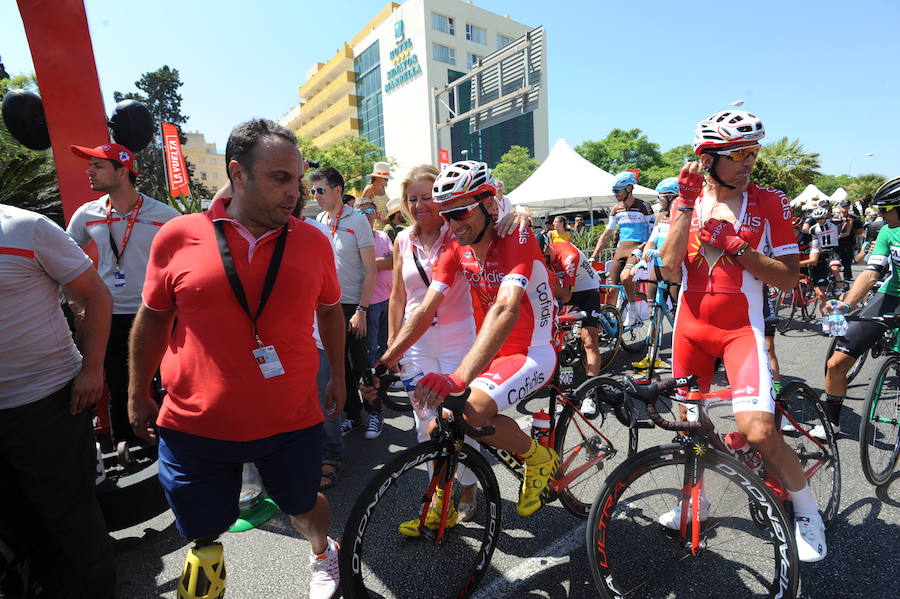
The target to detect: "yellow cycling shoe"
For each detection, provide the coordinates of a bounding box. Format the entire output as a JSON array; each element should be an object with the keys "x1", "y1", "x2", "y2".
[
  {"x1": 517, "y1": 445, "x2": 560, "y2": 517},
  {"x1": 178, "y1": 541, "x2": 226, "y2": 599},
  {"x1": 631, "y1": 356, "x2": 670, "y2": 370},
  {"x1": 398, "y1": 488, "x2": 458, "y2": 537}
]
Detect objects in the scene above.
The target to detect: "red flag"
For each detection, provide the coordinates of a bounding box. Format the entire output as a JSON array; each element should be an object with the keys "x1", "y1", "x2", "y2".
[{"x1": 162, "y1": 122, "x2": 191, "y2": 197}]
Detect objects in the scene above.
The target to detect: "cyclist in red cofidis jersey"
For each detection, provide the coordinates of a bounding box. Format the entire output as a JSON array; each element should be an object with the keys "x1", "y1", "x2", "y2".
[
  {"x1": 659, "y1": 110, "x2": 827, "y2": 563},
  {"x1": 373, "y1": 160, "x2": 559, "y2": 523}
]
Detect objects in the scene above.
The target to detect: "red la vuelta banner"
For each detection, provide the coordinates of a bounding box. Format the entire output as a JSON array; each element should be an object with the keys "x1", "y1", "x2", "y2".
[{"x1": 162, "y1": 122, "x2": 191, "y2": 197}]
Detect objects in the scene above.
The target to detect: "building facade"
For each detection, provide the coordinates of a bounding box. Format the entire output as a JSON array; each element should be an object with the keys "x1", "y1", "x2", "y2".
[
  {"x1": 181, "y1": 132, "x2": 227, "y2": 193},
  {"x1": 278, "y1": 0, "x2": 549, "y2": 197}
]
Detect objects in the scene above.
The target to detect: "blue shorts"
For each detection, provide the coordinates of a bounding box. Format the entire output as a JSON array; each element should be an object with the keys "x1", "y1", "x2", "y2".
[{"x1": 157, "y1": 424, "x2": 323, "y2": 540}]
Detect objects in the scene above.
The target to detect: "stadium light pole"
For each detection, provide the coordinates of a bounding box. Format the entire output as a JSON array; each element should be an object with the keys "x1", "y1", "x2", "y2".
[{"x1": 848, "y1": 153, "x2": 875, "y2": 176}]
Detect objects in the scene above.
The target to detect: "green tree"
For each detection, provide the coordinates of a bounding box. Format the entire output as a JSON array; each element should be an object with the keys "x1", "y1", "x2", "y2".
[
  {"x1": 814, "y1": 174, "x2": 853, "y2": 196},
  {"x1": 114, "y1": 65, "x2": 210, "y2": 212},
  {"x1": 492, "y1": 145, "x2": 538, "y2": 192},
  {"x1": 299, "y1": 135, "x2": 391, "y2": 194},
  {"x1": 575, "y1": 128, "x2": 664, "y2": 175},
  {"x1": 848, "y1": 173, "x2": 886, "y2": 205},
  {"x1": 750, "y1": 157, "x2": 780, "y2": 190},
  {"x1": 759, "y1": 137, "x2": 821, "y2": 197},
  {"x1": 0, "y1": 70, "x2": 61, "y2": 223}
]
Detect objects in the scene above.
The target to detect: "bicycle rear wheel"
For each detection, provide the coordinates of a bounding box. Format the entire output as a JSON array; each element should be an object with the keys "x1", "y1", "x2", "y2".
[
  {"x1": 776, "y1": 289, "x2": 797, "y2": 334},
  {"x1": 586, "y1": 444, "x2": 799, "y2": 599},
  {"x1": 860, "y1": 356, "x2": 900, "y2": 486},
  {"x1": 778, "y1": 382, "x2": 841, "y2": 527},
  {"x1": 553, "y1": 377, "x2": 637, "y2": 519},
  {"x1": 823, "y1": 337, "x2": 867, "y2": 384},
  {"x1": 594, "y1": 305, "x2": 622, "y2": 371},
  {"x1": 340, "y1": 440, "x2": 502, "y2": 599}
]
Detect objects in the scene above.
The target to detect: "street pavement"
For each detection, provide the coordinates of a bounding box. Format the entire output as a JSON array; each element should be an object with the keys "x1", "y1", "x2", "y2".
[{"x1": 112, "y1": 288, "x2": 899, "y2": 598}]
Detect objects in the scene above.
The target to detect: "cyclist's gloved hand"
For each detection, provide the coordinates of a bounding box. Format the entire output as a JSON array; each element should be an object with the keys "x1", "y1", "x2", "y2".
[
  {"x1": 699, "y1": 218, "x2": 747, "y2": 255},
  {"x1": 644, "y1": 249, "x2": 659, "y2": 262},
  {"x1": 677, "y1": 164, "x2": 704, "y2": 207},
  {"x1": 825, "y1": 299, "x2": 850, "y2": 314},
  {"x1": 416, "y1": 373, "x2": 466, "y2": 410}
]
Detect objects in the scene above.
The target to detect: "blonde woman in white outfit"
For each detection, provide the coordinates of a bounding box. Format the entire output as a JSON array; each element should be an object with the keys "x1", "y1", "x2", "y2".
[{"x1": 385, "y1": 165, "x2": 480, "y2": 531}]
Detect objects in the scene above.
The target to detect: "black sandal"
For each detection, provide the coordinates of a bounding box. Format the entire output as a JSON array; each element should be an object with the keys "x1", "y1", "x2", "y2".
[{"x1": 319, "y1": 459, "x2": 343, "y2": 490}]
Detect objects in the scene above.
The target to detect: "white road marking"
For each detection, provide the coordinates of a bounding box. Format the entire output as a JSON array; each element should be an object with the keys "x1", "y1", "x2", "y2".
[{"x1": 471, "y1": 522, "x2": 586, "y2": 599}]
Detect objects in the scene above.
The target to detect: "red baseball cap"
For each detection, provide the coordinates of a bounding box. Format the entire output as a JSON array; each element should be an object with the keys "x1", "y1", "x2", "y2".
[{"x1": 70, "y1": 143, "x2": 139, "y2": 176}]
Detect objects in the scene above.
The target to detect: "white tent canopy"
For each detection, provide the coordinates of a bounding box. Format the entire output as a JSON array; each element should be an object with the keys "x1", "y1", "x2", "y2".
[
  {"x1": 830, "y1": 187, "x2": 848, "y2": 204},
  {"x1": 507, "y1": 139, "x2": 658, "y2": 218},
  {"x1": 790, "y1": 184, "x2": 831, "y2": 210}
]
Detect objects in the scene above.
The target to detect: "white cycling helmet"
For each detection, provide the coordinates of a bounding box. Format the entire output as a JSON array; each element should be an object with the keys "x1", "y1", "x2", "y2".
[
  {"x1": 693, "y1": 110, "x2": 766, "y2": 155},
  {"x1": 433, "y1": 160, "x2": 497, "y2": 204},
  {"x1": 811, "y1": 207, "x2": 829, "y2": 219}
]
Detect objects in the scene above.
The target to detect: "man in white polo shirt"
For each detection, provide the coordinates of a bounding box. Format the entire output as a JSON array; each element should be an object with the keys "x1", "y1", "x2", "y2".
[
  {"x1": 67, "y1": 143, "x2": 181, "y2": 446},
  {"x1": 0, "y1": 200, "x2": 115, "y2": 597}
]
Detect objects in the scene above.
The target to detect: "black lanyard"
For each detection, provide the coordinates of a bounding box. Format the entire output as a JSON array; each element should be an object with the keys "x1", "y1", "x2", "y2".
[{"x1": 214, "y1": 220, "x2": 288, "y2": 346}]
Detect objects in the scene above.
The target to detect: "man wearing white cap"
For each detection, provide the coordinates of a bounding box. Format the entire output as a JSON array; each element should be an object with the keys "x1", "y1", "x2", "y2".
[
  {"x1": 362, "y1": 161, "x2": 392, "y2": 227},
  {"x1": 66, "y1": 143, "x2": 181, "y2": 446}
]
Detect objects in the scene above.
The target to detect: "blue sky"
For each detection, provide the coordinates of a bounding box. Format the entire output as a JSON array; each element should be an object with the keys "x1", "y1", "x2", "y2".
[{"x1": 2, "y1": 0, "x2": 897, "y2": 178}]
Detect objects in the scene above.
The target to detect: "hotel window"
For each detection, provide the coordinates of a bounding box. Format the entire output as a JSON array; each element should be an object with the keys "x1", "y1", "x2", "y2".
[
  {"x1": 432, "y1": 13, "x2": 455, "y2": 35},
  {"x1": 433, "y1": 43, "x2": 456, "y2": 65},
  {"x1": 467, "y1": 53, "x2": 481, "y2": 69},
  {"x1": 497, "y1": 33, "x2": 514, "y2": 49},
  {"x1": 466, "y1": 24, "x2": 486, "y2": 44}
]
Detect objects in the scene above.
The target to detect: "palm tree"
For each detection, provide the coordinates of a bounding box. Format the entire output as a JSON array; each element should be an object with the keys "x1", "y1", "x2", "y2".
[
  {"x1": 759, "y1": 137, "x2": 821, "y2": 197},
  {"x1": 0, "y1": 153, "x2": 63, "y2": 226}
]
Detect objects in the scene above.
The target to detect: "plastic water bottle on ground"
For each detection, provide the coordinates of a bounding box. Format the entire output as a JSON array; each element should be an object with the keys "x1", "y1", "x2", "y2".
[{"x1": 239, "y1": 463, "x2": 263, "y2": 509}]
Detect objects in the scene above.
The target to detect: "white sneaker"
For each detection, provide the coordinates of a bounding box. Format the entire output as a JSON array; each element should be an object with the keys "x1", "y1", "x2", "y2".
[
  {"x1": 780, "y1": 419, "x2": 797, "y2": 433},
  {"x1": 658, "y1": 497, "x2": 710, "y2": 530},
  {"x1": 809, "y1": 424, "x2": 828, "y2": 441},
  {"x1": 580, "y1": 396, "x2": 598, "y2": 416},
  {"x1": 794, "y1": 512, "x2": 827, "y2": 562},
  {"x1": 309, "y1": 537, "x2": 340, "y2": 598},
  {"x1": 364, "y1": 412, "x2": 384, "y2": 440}
]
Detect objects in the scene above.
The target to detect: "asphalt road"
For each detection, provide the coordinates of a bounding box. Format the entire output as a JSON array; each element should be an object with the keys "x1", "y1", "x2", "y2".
[{"x1": 112, "y1": 288, "x2": 899, "y2": 598}]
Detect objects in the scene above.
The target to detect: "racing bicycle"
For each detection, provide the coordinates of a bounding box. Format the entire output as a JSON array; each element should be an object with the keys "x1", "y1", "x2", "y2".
[
  {"x1": 586, "y1": 376, "x2": 841, "y2": 599},
  {"x1": 775, "y1": 272, "x2": 818, "y2": 333},
  {"x1": 340, "y1": 313, "x2": 640, "y2": 598},
  {"x1": 851, "y1": 314, "x2": 900, "y2": 486}
]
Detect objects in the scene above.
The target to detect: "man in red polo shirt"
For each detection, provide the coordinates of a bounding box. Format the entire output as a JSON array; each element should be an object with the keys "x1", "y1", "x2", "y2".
[{"x1": 127, "y1": 119, "x2": 345, "y2": 598}]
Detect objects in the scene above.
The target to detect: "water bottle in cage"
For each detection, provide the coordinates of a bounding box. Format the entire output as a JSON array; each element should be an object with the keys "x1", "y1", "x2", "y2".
[
  {"x1": 530, "y1": 410, "x2": 552, "y2": 447},
  {"x1": 722, "y1": 432, "x2": 764, "y2": 476}
]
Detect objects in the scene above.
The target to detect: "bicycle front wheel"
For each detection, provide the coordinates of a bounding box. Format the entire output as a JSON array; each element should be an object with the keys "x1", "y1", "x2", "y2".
[
  {"x1": 340, "y1": 440, "x2": 502, "y2": 599},
  {"x1": 644, "y1": 308, "x2": 665, "y2": 379},
  {"x1": 778, "y1": 382, "x2": 841, "y2": 527},
  {"x1": 860, "y1": 356, "x2": 900, "y2": 486},
  {"x1": 554, "y1": 376, "x2": 637, "y2": 519},
  {"x1": 586, "y1": 444, "x2": 799, "y2": 599}
]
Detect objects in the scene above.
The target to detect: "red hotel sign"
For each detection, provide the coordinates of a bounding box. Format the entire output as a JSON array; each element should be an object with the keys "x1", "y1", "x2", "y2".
[{"x1": 162, "y1": 122, "x2": 191, "y2": 197}]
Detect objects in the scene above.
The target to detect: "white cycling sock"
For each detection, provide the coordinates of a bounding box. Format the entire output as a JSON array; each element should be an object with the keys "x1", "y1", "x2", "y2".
[{"x1": 788, "y1": 483, "x2": 818, "y2": 515}]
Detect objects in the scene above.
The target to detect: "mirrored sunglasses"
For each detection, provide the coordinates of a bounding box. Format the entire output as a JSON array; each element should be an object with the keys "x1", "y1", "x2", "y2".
[
  {"x1": 713, "y1": 145, "x2": 761, "y2": 162},
  {"x1": 612, "y1": 186, "x2": 627, "y2": 194},
  {"x1": 439, "y1": 201, "x2": 482, "y2": 222},
  {"x1": 357, "y1": 207, "x2": 375, "y2": 215},
  {"x1": 310, "y1": 186, "x2": 329, "y2": 195}
]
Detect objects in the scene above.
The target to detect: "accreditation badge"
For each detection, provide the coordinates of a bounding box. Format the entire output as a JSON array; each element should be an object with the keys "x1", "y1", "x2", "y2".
[{"x1": 253, "y1": 345, "x2": 286, "y2": 379}]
